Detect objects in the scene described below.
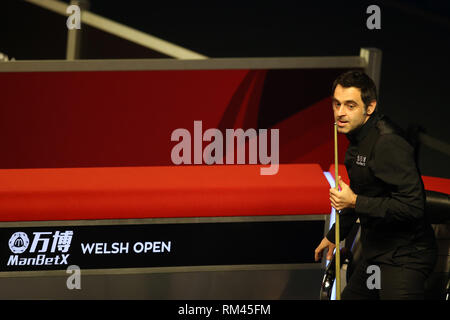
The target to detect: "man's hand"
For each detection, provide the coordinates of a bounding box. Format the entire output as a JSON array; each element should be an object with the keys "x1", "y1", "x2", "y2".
[
  {"x1": 314, "y1": 237, "x2": 336, "y2": 262},
  {"x1": 329, "y1": 176, "x2": 357, "y2": 211}
]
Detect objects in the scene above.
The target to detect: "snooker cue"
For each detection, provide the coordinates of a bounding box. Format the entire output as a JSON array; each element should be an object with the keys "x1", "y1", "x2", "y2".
[{"x1": 334, "y1": 122, "x2": 341, "y2": 300}]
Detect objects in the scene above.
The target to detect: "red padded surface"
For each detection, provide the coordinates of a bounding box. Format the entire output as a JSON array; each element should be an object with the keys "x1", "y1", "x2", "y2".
[
  {"x1": 327, "y1": 164, "x2": 350, "y2": 186},
  {"x1": 0, "y1": 164, "x2": 330, "y2": 222},
  {"x1": 422, "y1": 175, "x2": 450, "y2": 194},
  {"x1": 328, "y1": 165, "x2": 450, "y2": 195}
]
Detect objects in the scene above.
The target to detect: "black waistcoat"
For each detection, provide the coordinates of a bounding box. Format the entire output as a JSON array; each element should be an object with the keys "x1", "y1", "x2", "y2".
[{"x1": 344, "y1": 112, "x2": 435, "y2": 262}]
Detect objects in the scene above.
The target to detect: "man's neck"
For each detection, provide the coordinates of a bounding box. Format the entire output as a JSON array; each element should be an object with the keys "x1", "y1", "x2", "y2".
[{"x1": 346, "y1": 112, "x2": 378, "y2": 144}]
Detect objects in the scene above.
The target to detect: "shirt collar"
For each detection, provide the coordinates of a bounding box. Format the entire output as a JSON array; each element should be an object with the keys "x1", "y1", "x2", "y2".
[{"x1": 346, "y1": 111, "x2": 379, "y2": 144}]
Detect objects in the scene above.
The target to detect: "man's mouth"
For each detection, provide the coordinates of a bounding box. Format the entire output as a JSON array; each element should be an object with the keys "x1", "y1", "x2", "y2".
[{"x1": 337, "y1": 120, "x2": 348, "y2": 127}]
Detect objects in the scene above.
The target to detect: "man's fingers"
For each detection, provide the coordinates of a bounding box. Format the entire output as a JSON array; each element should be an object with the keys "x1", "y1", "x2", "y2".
[
  {"x1": 330, "y1": 197, "x2": 341, "y2": 210},
  {"x1": 314, "y1": 246, "x2": 323, "y2": 261},
  {"x1": 315, "y1": 238, "x2": 337, "y2": 262},
  {"x1": 329, "y1": 192, "x2": 339, "y2": 203},
  {"x1": 330, "y1": 199, "x2": 336, "y2": 209},
  {"x1": 329, "y1": 188, "x2": 339, "y2": 196},
  {"x1": 326, "y1": 248, "x2": 334, "y2": 261}
]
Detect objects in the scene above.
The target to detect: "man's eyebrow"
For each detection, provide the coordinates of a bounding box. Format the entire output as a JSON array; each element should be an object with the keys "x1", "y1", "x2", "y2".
[{"x1": 333, "y1": 98, "x2": 359, "y2": 105}]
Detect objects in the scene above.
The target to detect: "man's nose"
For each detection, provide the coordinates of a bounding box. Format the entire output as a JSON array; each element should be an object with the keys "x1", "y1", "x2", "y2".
[{"x1": 336, "y1": 105, "x2": 346, "y2": 117}]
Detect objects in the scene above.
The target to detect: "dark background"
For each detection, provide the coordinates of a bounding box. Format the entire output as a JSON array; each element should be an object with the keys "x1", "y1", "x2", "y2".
[{"x1": 1, "y1": 0, "x2": 449, "y2": 178}]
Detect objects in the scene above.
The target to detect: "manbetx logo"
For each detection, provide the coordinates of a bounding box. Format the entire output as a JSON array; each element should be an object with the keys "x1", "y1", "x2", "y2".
[{"x1": 6, "y1": 230, "x2": 73, "y2": 267}]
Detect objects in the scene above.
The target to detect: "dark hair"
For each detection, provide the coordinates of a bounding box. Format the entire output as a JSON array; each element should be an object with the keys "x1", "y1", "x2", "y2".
[{"x1": 332, "y1": 70, "x2": 377, "y2": 109}]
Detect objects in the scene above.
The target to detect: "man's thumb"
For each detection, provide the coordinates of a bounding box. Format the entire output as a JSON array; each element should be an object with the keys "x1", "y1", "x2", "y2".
[{"x1": 338, "y1": 176, "x2": 347, "y2": 188}]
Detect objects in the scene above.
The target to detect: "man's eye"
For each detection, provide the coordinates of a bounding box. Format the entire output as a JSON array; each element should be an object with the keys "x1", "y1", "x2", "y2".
[{"x1": 348, "y1": 105, "x2": 355, "y2": 109}]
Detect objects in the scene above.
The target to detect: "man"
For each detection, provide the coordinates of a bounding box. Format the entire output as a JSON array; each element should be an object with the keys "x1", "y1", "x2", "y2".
[{"x1": 314, "y1": 70, "x2": 437, "y2": 299}]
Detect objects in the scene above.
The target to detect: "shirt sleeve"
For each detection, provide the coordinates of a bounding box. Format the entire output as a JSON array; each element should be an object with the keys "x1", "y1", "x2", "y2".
[
  {"x1": 355, "y1": 134, "x2": 425, "y2": 222},
  {"x1": 326, "y1": 208, "x2": 358, "y2": 244}
]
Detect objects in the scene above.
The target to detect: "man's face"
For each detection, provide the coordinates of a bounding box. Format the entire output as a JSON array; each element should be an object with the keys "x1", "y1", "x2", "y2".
[{"x1": 332, "y1": 84, "x2": 376, "y2": 134}]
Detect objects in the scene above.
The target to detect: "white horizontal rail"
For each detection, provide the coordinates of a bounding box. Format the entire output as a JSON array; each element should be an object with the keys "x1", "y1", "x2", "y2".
[{"x1": 0, "y1": 56, "x2": 365, "y2": 72}]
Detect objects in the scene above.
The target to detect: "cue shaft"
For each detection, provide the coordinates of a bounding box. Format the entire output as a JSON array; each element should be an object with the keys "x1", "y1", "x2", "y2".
[{"x1": 334, "y1": 123, "x2": 341, "y2": 300}]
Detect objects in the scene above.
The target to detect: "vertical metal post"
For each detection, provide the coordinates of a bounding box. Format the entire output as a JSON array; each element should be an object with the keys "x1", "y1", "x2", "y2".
[
  {"x1": 66, "y1": 0, "x2": 90, "y2": 60},
  {"x1": 360, "y1": 48, "x2": 383, "y2": 93}
]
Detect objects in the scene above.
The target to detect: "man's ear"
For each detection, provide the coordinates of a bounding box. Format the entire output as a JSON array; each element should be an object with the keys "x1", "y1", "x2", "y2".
[{"x1": 366, "y1": 100, "x2": 377, "y2": 115}]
